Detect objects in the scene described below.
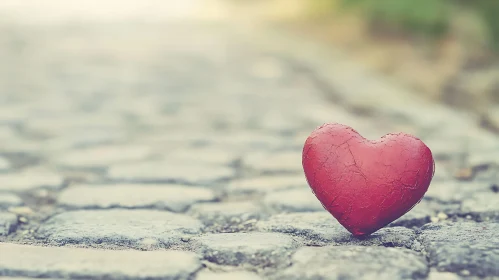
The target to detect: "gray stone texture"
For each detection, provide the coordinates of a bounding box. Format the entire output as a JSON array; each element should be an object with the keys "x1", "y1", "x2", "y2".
[
  {"x1": 0, "y1": 169, "x2": 64, "y2": 191},
  {"x1": 191, "y1": 232, "x2": 298, "y2": 267},
  {"x1": 36, "y1": 209, "x2": 203, "y2": 248},
  {"x1": 108, "y1": 161, "x2": 234, "y2": 184},
  {"x1": 0, "y1": 243, "x2": 201, "y2": 279},
  {"x1": 0, "y1": 212, "x2": 18, "y2": 236},
  {"x1": 0, "y1": 0, "x2": 497, "y2": 278},
  {"x1": 195, "y1": 271, "x2": 262, "y2": 280},
  {"x1": 276, "y1": 245, "x2": 429, "y2": 280},
  {"x1": 0, "y1": 194, "x2": 23, "y2": 209},
  {"x1": 58, "y1": 183, "x2": 216, "y2": 212},
  {"x1": 418, "y1": 221, "x2": 499, "y2": 277}
]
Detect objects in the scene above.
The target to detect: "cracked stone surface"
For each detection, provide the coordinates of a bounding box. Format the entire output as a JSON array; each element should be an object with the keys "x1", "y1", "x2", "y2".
[
  {"x1": 419, "y1": 221, "x2": 499, "y2": 277},
  {"x1": 191, "y1": 232, "x2": 298, "y2": 267},
  {"x1": 188, "y1": 201, "x2": 262, "y2": 220},
  {"x1": 0, "y1": 243, "x2": 201, "y2": 279},
  {"x1": 188, "y1": 201, "x2": 263, "y2": 233},
  {"x1": 256, "y1": 212, "x2": 346, "y2": 243},
  {"x1": 0, "y1": 1, "x2": 498, "y2": 278},
  {"x1": 58, "y1": 183, "x2": 216, "y2": 212},
  {"x1": 275, "y1": 245, "x2": 428, "y2": 280},
  {"x1": 36, "y1": 210, "x2": 203, "y2": 248}
]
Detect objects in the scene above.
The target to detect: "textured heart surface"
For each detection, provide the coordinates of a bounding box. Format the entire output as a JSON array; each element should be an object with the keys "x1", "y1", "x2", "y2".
[{"x1": 302, "y1": 123, "x2": 434, "y2": 236}]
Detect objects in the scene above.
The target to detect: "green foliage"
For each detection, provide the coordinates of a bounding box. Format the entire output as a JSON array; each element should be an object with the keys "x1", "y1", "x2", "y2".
[
  {"x1": 339, "y1": 0, "x2": 452, "y2": 37},
  {"x1": 324, "y1": 0, "x2": 499, "y2": 50},
  {"x1": 473, "y1": 0, "x2": 499, "y2": 50}
]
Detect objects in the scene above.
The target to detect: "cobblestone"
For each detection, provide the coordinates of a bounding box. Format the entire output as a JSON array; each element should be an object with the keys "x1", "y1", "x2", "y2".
[
  {"x1": 424, "y1": 181, "x2": 490, "y2": 203},
  {"x1": 0, "y1": 212, "x2": 18, "y2": 236},
  {"x1": 188, "y1": 201, "x2": 263, "y2": 233},
  {"x1": 256, "y1": 212, "x2": 416, "y2": 248},
  {"x1": 58, "y1": 183, "x2": 216, "y2": 212},
  {"x1": 0, "y1": 193, "x2": 23, "y2": 209},
  {"x1": 242, "y1": 151, "x2": 303, "y2": 173},
  {"x1": 195, "y1": 271, "x2": 262, "y2": 280},
  {"x1": 108, "y1": 160, "x2": 234, "y2": 184},
  {"x1": 275, "y1": 245, "x2": 428, "y2": 280},
  {"x1": 191, "y1": 232, "x2": 298, "y2": 268},
  {"x1": 54, "y1": 144, "x2": 153, "y2": 168},
  {"x1": 0, "y1": 168, "x2": 64, "y2": 192},
  {"x1": 0, "y1": 1, "x2": 498, "y2": 278},
  {"x1": 419, "y1": 221, "x2": 499, "y2": 277},
  {"x1": 391, "y1": 199, "x2": 458, "y2": 228},
  {"x1": 227, "y1": 175, "x2": 308, "y2": 195},
  {"x1": 461, "y1": 191, "x2": 499, "y2": 220},
  {"x1": 36, "y1": 209, "x2": 203, "y2": 248},
  {"x1": 0, "y1": 243, "x2": 201, "y2": 279},
  {"x1": 262, "y1": 187, "x2": 324, "y2": 212},
  {"x1": 256, "y1": 212, "x2": 344, "y2": 244},
  {"x1": 0, "y1": 157, "x2": 10, "y2": 170}
]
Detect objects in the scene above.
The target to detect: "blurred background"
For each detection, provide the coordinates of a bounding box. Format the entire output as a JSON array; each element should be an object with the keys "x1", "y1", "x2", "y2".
[
  {"x1": 0, "y1": 0, "x2": 497, "y2": 183},
  {"x1": 1, "y1": 0, "x2": 498, "y2": 128},
  {"x1": 229, "y1": 0, "x2": 499, "y2": 132}
]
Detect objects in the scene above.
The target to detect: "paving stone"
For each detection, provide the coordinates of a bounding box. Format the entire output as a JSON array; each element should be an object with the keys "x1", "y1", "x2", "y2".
[
  {"x1": 36, "y1": 209, "x2": 203, "y2": 248},
  {"x1": 25, "y1": 115, "x2": 124, "y2": 136},
  {"x1": 189, "y1": 201, "x2": 262, "y2": 220},
  {"x1": 196, "y1": 271, "x2": 262, "y2": 280},
  {"x1": 391, "y1": 198, "x2": 458, "y2": 228},
  {"x1": 0, "y1": 169, "x2": 64, "y2": 192},
  {"x1": 242, "y1": 151, "x2": 302, "y2": 173},
  {"x1": 0, "y1": 193, "x2": 23, "y2": 209},
  {"x1": 0, "y1": 157, "x2": 10, "y2": 170},
  {"x1": 263, "y1": 187, "x2": 324, "y2": 212},
  {"x1": 427, "y1": 271, "x2": 462, "y2": 280},
  {"x1": 192, "y1": 232, "x2": 298, "y2": 267},
  {"x1": 58, "y1": 184, "x2": 216, "y2": 212},
  {"x1": 461, "y1": 191, "x2": 499, "y2": 219},
  {"x1": 146, "y1": 131, "x2": 287, "y2": 151},
  {"x1": 54, "y1": 144, "x2": 153, "y2": 168},
  {"x1": 0, "y1": 126, "x2": 16, "y2": 140},
  {"x1": 43, "y1": 131, "x2": 126, "y2": 152},
  {"x1": 0, "y1": 243, "x2": 201, "y2": 279},
  {"x1": 166, "y1": 147, "x2": 238, "y2": 166},
  {"x1": 108, "y1": 160, "x2": 234, "y2": 184},
  {"x1": 256, "y1": 212, "x2": 416, "y2": 248},
  {"x1": 188, "y1": 201, "x2": 263, "y2": 233},
  {"x1": 419, "y1": 221, "x2": 499, "y2": 277},
  {"x1": 425, "y1": 181, "x2": 490, "y2": 202},
  {"x1": 227, "y1": 175, "x2": 308, "y2": 194},
  {"x1": 256, "y1": 212, "x2": 347, "y2": 243},
  {"x1": 275, "y1": 245, "x2": 428, "y2": 280},
  {"x1": 0, "y1": 212, "x2": 18, "y2": 236},
  {"x1": 0, "y1": 278, "x2": 62, "y2": 280}
]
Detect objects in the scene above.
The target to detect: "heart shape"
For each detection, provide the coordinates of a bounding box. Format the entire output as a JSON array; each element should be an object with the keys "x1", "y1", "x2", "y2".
[{"x1": 302, "y1": 123, "x2": 434, "y2": 236}]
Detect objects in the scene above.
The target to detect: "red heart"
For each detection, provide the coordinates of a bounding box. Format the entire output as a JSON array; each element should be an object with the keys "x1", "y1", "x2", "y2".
[{"x1": 302, "y1": 123, "x2": 434, "y2": 236}]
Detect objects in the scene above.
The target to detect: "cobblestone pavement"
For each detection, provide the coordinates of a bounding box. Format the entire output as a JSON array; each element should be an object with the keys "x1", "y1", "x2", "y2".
[{"x1": 1, "y1": 3, "x2": 499, "y2": 280}]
